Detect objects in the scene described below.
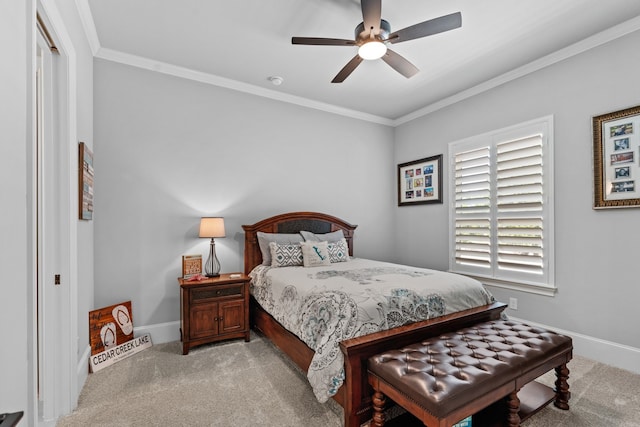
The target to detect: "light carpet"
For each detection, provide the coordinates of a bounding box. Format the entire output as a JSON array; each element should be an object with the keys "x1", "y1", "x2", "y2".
[{"x1": 57, "y1": 332, "x2": 640, "y2": 426}]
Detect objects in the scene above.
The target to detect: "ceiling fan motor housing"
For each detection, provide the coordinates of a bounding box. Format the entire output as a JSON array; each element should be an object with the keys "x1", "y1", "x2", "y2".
[{"x1": 355, "y1": 19, "x2": 391, "y2": 45}]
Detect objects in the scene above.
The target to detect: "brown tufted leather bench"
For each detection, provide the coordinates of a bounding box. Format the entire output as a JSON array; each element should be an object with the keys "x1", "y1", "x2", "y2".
[{"x1": 367, "y1": 319, "x2": 572, "y2": 427}]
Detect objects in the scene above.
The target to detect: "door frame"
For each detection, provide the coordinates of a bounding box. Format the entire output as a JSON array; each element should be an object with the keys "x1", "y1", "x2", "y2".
[{"x1": 31, "y1": 1, "x2": 78, "y2": 424}]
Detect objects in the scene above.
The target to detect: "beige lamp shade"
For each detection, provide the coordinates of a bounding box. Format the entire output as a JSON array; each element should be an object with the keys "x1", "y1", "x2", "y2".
[{"x1": 199, "y1": 217, "x2": 226, "y2": 238}]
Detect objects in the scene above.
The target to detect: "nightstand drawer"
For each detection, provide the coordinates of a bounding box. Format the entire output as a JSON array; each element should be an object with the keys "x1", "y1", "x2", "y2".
[{"x1": 191, "y1": 284, "x2": 243, "y2": 303}]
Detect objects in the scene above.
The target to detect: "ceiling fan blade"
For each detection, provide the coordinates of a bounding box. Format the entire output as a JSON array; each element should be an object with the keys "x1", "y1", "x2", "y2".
[
  {"x1": 361, "y1": 0, "x2": 382, "y2": 35},
  {"x1": 292, "y1": 37, "x2": 356, "y2": 46},
  {"x1": 381, "y1": 49, "x2": 419, "y2": 78},
  {"x1": 332, "y1": 55, "x2": 364, "y2": 83},
  {"x1": 388, "y1": 12, "x2": 461, "y2": 44}
]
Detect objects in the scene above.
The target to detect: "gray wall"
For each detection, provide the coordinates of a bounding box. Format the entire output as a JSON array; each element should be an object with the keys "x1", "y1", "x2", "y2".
[
  {"x1": 93, "y1": 60, "x2": 395, "y2": 326},
  {"x1": 1, "y1": 0, "x2": 30, "y2": 417},
  {"x1": 394, "y1": 30, "x2": 640, "y2": 349}
]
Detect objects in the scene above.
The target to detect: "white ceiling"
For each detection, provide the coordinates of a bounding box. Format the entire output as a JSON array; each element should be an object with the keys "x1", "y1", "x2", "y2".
[{"x1": 82, "y1": 0, "x2": 640, "y2": 124}]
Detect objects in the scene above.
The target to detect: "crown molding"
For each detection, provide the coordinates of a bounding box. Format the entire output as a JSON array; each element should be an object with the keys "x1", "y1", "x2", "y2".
[
  {"x1": 393, "y1": 15, "x2": 640, "y2": 126},
  {"x1": 95, "y1": 48, "x2": 394, "y2": 126},
  {"x1": 75, "y1": 0, "x2": 100, "y2": 55},
  {"x1": 74, "y1": 0, "x2": 392, "y2": 126}
]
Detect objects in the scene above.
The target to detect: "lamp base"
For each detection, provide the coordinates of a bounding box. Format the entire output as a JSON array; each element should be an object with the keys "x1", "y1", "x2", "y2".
[{"x1": 204, "y1": 238, "x2": 222, "y2": 278}]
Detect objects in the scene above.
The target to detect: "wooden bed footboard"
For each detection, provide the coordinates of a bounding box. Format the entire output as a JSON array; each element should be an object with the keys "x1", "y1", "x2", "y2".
[
  {"x1": 252, "y1": 297, "x2": 507, "y2": 427},
  {"x1": 339, "y1": 301, "x2": 506, "y2": 427}
]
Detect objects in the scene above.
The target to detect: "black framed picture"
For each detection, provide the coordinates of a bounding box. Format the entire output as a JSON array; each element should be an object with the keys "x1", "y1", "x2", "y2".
[{"x1": 397, "y1": 154, "x2": 443, "y2": 206}]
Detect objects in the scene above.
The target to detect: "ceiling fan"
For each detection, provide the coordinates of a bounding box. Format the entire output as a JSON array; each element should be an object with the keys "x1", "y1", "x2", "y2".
[{"x1": 292, "y1": 0, "x2": 461, "y2": 83}]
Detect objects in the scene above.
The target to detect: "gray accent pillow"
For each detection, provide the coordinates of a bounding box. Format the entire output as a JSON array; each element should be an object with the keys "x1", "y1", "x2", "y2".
[
  {"x1": 327, "y1": 238, "x2": 350, "y2": 263},
  {"x1": 300, "y1": 229, "x2": 345, "y2": 243},
  {"x1": 257, "y1": 232, "x2": 304, "y2": 265},
  {"x1": 269, "y1": 242, "x2": 303, "y2": 267}
]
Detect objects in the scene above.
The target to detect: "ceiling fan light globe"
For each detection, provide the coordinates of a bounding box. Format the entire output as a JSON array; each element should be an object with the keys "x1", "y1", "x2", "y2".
[{"x1": 358, "y1": 41, "x2": 387, "y2": 60}]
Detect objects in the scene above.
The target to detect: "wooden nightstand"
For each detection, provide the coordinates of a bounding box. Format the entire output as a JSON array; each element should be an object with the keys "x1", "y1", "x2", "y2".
[{"x1": 178, "y1": 273, "x2": 250, "y2": 355}]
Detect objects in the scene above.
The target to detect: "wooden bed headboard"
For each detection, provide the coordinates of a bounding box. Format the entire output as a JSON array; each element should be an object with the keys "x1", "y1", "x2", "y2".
[{"x1": 242, "y1": 211, "x2": 358, "y2": 274}]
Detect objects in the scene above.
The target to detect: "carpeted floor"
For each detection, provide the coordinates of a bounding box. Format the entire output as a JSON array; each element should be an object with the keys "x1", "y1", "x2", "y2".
[{"x1": 57, "y1": 332, "x2": 640, "y2": 426}]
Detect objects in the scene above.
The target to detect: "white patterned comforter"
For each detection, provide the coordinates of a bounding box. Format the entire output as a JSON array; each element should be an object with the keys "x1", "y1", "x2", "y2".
[{"x1": 249, "y1": 258, "x2": 494, "y2": 402}]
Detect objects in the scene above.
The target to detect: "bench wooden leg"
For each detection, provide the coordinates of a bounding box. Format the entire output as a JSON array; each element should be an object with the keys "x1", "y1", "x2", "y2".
[
  {"x1": 371, "y1": 390, "x2": 386, "y2": 427},
  {"x1": 554, "y1": 363, "x2": 571, "y2": 410},
  {"x1": 507, "y1": 389, "x2": 521, "y2": 427}
]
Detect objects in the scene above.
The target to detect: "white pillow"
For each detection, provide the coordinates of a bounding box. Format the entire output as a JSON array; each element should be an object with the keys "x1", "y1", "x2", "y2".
[
  {"x1": 300, "y1": 229, "x2": 345, "y2": 243},
  {"x1": 301, "y1": 241, "x2": 331, "y2": 267}
]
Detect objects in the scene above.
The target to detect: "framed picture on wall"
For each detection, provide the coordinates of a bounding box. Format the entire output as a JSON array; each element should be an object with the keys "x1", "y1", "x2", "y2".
[
  {"x1": 593, "y1": 105, "x2": 640, "y2": 209},
  {"x1": 78, "y1": 142, "x2": 94, "y2": 220},
  {"x1": 397, "y1": 154, "x2": 443, "y2": 206}
]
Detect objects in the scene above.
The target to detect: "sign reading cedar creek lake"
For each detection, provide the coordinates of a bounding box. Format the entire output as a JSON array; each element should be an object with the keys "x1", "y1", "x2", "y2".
[
  {"x1": 88, "y1": 301, "x2": 152, "y2": 372},
  {"x1": 89, "y1": 334, "x2": 152, "y2": 372}
]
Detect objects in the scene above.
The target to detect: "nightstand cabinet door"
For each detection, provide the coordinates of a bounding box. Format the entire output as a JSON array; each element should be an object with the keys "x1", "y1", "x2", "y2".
[
  {"x1": 189, "y1": 302, "x2": 220, "y2": 339},
  {"x1": 219, "y1": 299, "x2": 245, "y2": 334}
]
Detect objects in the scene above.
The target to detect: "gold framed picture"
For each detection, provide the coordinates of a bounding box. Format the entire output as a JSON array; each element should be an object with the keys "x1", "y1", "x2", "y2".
[{"x1": 593, "y1": 105, "x2": 640, "y2": 209}]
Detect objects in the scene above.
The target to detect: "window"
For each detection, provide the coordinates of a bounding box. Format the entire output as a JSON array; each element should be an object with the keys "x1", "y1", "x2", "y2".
[{"x1": 448, "y1": 116, "x2": 555, "y2": 295}]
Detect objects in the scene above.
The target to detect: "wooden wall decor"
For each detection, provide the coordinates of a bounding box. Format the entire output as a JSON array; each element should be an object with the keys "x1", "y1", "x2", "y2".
[
  {"x1": 79, "y1": 142, "x2": 94, "y2": 220},
  {"x1": 89, "y1": 301, "x2": 134, "y2": 355}
]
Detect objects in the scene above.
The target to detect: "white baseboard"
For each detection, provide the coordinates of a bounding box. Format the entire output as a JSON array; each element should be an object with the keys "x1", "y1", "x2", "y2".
[
  {"x1": 71, "y1": 345, "x2": 91, "y2": 416},
  {"x1": 134, "y1": 320, "x2": 181, "y2": 344},
  {"x1": 510, "y1": 316, "x2": 640, "y2": 375},
  {"x1": 74, "y1": 345, "x2": 90, "y2": 405}
]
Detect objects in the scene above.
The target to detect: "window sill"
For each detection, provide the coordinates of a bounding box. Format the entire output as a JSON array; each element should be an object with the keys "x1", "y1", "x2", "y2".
[{"x1": 458, "y1": 274, "x2": 557, "y2": 297}]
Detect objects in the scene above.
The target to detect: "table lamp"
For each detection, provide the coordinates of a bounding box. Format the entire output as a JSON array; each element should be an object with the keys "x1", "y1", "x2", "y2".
[{"x1": 199, "y1": 217, "x2": 226, "y2": 277}]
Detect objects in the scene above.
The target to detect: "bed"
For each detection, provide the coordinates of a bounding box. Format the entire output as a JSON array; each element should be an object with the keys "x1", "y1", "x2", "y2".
[{"x1": 242, "y1": 212, "x2": 506, "y2": 427}]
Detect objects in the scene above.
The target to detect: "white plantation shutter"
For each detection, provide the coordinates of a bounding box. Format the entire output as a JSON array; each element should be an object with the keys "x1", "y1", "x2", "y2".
[
  {"x1": 454, "y1": 146, "x2": 491, "y2": 269},
  {"x1": 496, "y1": 135, "x2": 544, "y2": 275},
  {"x1": 449, "y1": 117, "x2": 554, "y2": 292}
]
